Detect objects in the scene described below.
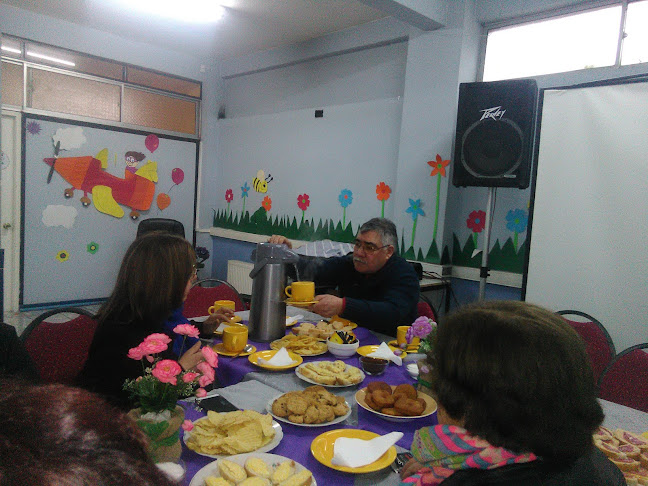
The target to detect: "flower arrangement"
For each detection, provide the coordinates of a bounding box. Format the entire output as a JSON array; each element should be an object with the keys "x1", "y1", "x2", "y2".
[
  {"x1": 195, "y1": 246, "x2": 210, "y2": 270},
  {"x1": 123, "y1": 324, "x2": 218, "y2": 415},
  {"x1": 405, "y1": 316, "x2": 437, "y2": 354}
]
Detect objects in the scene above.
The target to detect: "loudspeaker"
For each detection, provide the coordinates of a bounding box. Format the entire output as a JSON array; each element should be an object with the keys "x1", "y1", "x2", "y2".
[{"x1": 452, "y1": 79, "x2": 538, "y2": 189}]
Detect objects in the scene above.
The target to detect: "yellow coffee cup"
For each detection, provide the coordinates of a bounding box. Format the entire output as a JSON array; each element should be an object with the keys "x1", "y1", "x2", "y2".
[
  {"x1": 222, "y1": 325, "x2": 248, "y2": 353},
  {"x1": 285, "y1": 281, "x2": 315, "y2": 302},
  {"x1": 397, "y1": 325, "x2": 420, "y2": 347},
  {"x1": 208, "y1": 299, "x2": 235, "y2": 315}
]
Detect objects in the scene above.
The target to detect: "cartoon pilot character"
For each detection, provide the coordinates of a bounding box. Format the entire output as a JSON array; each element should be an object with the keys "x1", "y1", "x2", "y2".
[{"x1": 124, "y1": 151, "x2": 146, "y2": 174}]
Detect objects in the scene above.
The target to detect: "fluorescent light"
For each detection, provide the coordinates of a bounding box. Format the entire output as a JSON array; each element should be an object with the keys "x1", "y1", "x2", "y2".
[
  {"x1": 112, "y1": 0, "x2": 225, "y2": 23},
  {"x1": 1, "y1": 46, "x2": 21, "y2": 54},
  {"x1": 26, "y1": 51, "x2": 75, "y2": 67}
]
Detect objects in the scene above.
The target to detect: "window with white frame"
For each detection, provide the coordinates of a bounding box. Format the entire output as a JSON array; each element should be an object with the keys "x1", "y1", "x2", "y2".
[{"x1": 482, "y1": 0, "x2": 648, "y2": 82}]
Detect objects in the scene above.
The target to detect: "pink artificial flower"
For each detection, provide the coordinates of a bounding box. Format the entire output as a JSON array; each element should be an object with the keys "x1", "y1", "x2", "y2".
[
  {"x1": 173, "y1": 324, "x2": 200, "y2": 338},
  {"x1": 195, "y1": 388, "x2": 207, "y2": 398},
  {"x1": 151, "y1": 359, "x2": 182, "y2": 385},
  {"x1": 181, "y1": 419, "x2": 194, "y2": 431},
  {"x1": 407, "y1": 317, "x2": 434, "y2": 344},
  {"x1": 140, "y1": 333, "x2": 171, "y2": 354},
  {"x1": 201, "y1": 346, "x2": 218, "y2": 368},
  {"x1": 127, "y1": 345, "x2": 146, "y2": 361},
  {"x1": 197, "y1": 361, "x2": 215, "y2": 387},
  {"x1": 182, "y1": 372, "x2": 200, "y2": 383},
  {"x1": 146, "y1": 355, "x2": 155, "y2": 363}
]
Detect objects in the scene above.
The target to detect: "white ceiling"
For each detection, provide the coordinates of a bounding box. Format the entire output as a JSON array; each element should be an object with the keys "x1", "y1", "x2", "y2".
[{"x1": 0, "y1": 0, "x2": 390, "y2": 60}]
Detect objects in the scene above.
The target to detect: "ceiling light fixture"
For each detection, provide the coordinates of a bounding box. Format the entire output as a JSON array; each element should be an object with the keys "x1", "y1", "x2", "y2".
[
  {"x1": 1, "y1": 46, "x2": 21, "y2": 54},
  {"x1": 26, "y1": 51, "x2": 76, "y2": 67},
  {"x1": 112, "y1": 0, "x2": 225, "y2": 23}
]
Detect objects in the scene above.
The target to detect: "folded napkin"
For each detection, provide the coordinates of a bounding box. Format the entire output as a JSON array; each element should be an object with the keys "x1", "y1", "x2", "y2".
[
  {"x1": 258, "y1": 347, "x2": 296, "y2": 367},
  {"x1": 368, "y1": 342, "x2": 402, "y2": 366},
  {"x1": 156, "y1": 462, "x2": 185, "y2": 481},
  {"x1": 331, "y1": 432, "x2": 403, "y2": 468}
]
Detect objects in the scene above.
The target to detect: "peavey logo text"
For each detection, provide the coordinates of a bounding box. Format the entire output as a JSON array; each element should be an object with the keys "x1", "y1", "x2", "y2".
[{"x1": 479, "y1": 106, "x2": 506, "y2": 121}]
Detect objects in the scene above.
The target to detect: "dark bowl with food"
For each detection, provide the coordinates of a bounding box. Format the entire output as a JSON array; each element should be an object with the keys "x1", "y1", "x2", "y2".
[{"x1": 358, "y1": 356, "x2": 389, "y2": 376}]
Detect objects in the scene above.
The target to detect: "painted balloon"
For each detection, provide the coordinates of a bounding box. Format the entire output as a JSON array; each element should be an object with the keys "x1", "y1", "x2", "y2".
[
  {"x1": 157, "y1": 193, "x2": 171, "y2": 210},
  {"x1": 172, "y1": 168, "x2": 184, "y2": 185},
  {"x1": 145, "y1": 134, "x2": 159, "y2": 153}
]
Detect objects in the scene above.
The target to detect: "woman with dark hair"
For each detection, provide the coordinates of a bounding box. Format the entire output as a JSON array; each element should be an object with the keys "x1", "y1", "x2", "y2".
[
  {"x1": 0, "y1": 378, "x2": 178, "y2": 486},
  {"x1": 400, "y1": 300, "x2": 625, "y2": 485},
  {"x1": 79, "y1": 231, "x2": 232, "y2": 409}
]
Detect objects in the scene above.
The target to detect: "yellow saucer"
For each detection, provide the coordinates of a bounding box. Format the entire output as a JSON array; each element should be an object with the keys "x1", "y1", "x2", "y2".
[
  {"x1": 311, "y1": 429, "x2": 397, "y2": 473},
  {"x1": 212, "y1": 343, "x2": 256, "y2": 357},
  {"x1": 249, "y1": 350, "x2": 303, "y2": 370},
  {"x1": 387, "y1": 340, "x2": 419, "y2": 353},
  {"x1": 356, "y1": 345, "x2": 406, "y2": 359},
  {"x1": 213, "y1": 317, "x2": 244, "y2": 335},
  {"x1": 286, "y1": 299, "x2": 317, "y2": 307}
]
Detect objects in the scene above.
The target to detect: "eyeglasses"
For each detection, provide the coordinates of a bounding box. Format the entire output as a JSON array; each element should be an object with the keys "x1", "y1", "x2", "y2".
[{"x1": 353, "y1": 239, "x2": 390, "y2": 254}]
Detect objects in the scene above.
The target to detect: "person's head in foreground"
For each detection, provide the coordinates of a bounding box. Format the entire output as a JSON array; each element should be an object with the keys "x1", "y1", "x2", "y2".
[
  {"x1": 429, "y1": 300, "x2": 603, "y2": 463},
  {"x1": 0, "y1": 378, "x2": 177, "y2": 486},
  {"x1": 99, "y1": 231, "x2": 196, "y2": 325},
  {"x1": 352, "y1": 217, "x2": 397, "y2": 274}
]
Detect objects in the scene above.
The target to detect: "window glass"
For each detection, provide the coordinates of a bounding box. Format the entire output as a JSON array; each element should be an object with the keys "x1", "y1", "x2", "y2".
[
  {"x1": 29, "y1": 68, "x2": 121, "y2": 121},
  {"x1": 622, "y1": 0, "x2": 648, "y2": 65},
  {"x1": 483, "y1": 6, "x2": 622, "y2": 81},
  {"x1": 122, "y1": 87, "x2": 197, "y2": 134},
  {"x1": 1, "y1": 61, "x2": 24, "y2": 106},
  {"x1": 127, "y1": 67, "x2": 201, "y2": 98}
]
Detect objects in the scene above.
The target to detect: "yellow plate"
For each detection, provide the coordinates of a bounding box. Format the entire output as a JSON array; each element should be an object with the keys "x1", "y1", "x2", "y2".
[
  {"x1": 249, "y1": 350, "x2": 304, "y2": 370},
  {"x1": 356, "y1": 345, "x2": 406, "y2": 359},
  {"x1": 355, "y1": 386, "x2": 437, "y2": 422},
  {"x1": 387, "y1": 340, "x2": 419, "y2": 353},
  {"x1": 329, "y1": 315, "x2": 358, "y2": 329},
  {"x1": 286, "y1": 299, "x2": 317, "y2": 307},
  {"x1": 310, "y1": 429, "x2": 397, "y2": 473},
  {"x1": 212, "y1": 343, "x2": 256, "y2": 357}
]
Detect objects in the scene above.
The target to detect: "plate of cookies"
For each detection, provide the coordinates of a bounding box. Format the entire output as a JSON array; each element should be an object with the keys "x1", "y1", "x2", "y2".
[
  {"x1": 291, "y1": 318, "x2": 357, "y2": 341},
  {"x1": 295, "y1": 360, "x2": 365, "y2": 387},
  {"x1": 189, "y1": 452, "x2": 317, "y2": 486},
  {"x1": 355, "y1": 382, "x2": 437, "y2": 422},
  {"x1": 267, "y1": 386, "x2": 351, "y2": 427},
  {"x1": 270, "y1": 334, "x2": 328, "y2": 356}
]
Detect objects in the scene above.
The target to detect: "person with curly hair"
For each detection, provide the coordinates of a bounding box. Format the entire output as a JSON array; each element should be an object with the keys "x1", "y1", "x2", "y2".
[{"x1": 400, "y1": 300, "x2": 625, "y2": 485}]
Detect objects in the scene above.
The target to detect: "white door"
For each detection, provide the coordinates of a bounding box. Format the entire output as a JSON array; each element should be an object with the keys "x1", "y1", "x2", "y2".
[{"x1": 1, "y1": 110, "x2": 22, "y2": 313}]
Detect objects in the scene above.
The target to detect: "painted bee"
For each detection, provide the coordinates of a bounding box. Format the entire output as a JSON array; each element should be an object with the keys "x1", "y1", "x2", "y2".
[{"x1": 252, "y1": 170, "x2": 273, "y2": 193}]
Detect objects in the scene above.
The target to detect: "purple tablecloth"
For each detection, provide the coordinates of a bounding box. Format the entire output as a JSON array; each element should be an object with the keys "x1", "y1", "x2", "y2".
[{"x1": 181, "y1": 325, "x2": 437, "y2": 485}]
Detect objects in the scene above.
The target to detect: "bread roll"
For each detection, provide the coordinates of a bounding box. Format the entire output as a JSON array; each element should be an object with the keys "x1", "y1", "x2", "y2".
[
  {"x1": 240, "y1": 478, "x2": 271, "y2": 486},
  {"x1": 609, "y1": 456, "x2": 640, "y2": 472},
  {"x1": 615, "y1": 429, "x2": 648, "y2": 450},
  {"x1": 205, "y1": 477, "x2": 233, "y2": 486},
  {"x1": 277, "y1": 469, "x2": 312, "y2": 486},
  {"x1": 270, "y1": 460, "x2": 295, "y2": 484},
  {"x1": 218, "y1": 459, "x2": 247, "y2": 484},
  {"x1": 245, "y1": 457, "x2": 272, "y2": 478}
]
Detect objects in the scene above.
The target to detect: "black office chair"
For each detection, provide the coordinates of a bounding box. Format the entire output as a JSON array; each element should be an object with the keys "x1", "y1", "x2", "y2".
[{"x1": 136, "y1": 218, "x2": 185, "y2": 238}]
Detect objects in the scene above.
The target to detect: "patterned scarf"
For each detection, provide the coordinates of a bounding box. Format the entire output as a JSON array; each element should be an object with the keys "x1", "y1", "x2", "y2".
[{"x1": 400, "y1": 424, "x2": 537, "y2": 485}]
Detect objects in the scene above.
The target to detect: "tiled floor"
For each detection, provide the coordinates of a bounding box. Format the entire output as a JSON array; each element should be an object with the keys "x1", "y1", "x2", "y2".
[{"x1": 4, "y1": 304, "x2": 101, "y2": 336}]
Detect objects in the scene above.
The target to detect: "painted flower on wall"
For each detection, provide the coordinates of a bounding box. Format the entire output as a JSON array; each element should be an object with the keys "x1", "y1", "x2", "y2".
[
  {"x1": 297, "y1": 193, "x2": 310, "y2": 223},
  {"x1": 86, "y1": 242, "x2": 99, "y2": 254},
  {"x1": 506, "y1": 208, "x2": 528, "y2": 252},
  {"x1": 241, "y1": 181, "x2": 250, "y2": 216},
  {"x1": 376, "y1": 182, "x2": 391, "y2": 217},
  {"x1": 56, "y1": 250, "x2": 70, "y2": 262},
  {"x1": 427, "y1": 154, "x2": 451, "y2": 244},
  {"x1": 467, "y1": 209, "x2": 486, "y2": 249},
  {"x1": 338, "y1": 189, "x2": 353, "y2": 228},
  {"x1": 225, "y1": 188, "x2": 233, "y2": 216},
  {"x1": 262, "y1": 196, "x2": 272, "y2": 212},
  {"x1": 406, "y1": 198, "x2": 425, "y2": 248},
  {"x1": 26, "y1": 121, "x2": 42, "y2": 135}
]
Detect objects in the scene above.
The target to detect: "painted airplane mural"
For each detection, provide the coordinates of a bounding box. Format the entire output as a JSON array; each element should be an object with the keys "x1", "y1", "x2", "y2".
[{"x1": 44, "y1": 153, "x2": 157, "y2": 219}]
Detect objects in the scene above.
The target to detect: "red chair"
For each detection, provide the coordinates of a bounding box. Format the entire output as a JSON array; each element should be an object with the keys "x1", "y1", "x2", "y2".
[
  {"x1": 20, "y1": 307, "x2": 97, "y2": 384},
  {"x1": 598, "y1": 343, "x2": 648, "y2": 413},
  {"x1": 557, "y1": 310, "x2": 615, "y2": 383},
  {"x1": 183, "y1": 278, "x2": 246, "y2": 318},
  {"x1": 417, "y1": 294, "x2": 438, "y2": 322}
]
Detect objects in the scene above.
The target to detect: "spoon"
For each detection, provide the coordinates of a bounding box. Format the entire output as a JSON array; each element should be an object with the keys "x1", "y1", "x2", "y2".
[{"x1": 233, "y1": 343, "x2": 253, "y2": 358}]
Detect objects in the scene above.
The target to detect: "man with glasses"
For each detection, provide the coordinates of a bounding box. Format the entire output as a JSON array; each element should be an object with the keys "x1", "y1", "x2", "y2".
[{"x1": 269, "y1": 218, "x2": 419, "y2": 336}]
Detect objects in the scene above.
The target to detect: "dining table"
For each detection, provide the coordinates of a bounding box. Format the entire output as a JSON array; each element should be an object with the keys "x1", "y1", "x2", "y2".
[
  {"x1": 180, "y1": 307, "x2": 432, "y2": 486},
  {"x1": 179, "y1": 308, "x2": 648, "y2": 486}
]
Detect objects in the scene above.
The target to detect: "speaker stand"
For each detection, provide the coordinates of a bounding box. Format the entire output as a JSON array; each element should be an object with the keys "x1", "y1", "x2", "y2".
[{"x1": 478, "y1": 187, "x2": 496, "y2": 300}]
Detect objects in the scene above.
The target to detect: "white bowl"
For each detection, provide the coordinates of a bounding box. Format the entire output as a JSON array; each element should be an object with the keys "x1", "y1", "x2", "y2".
[{"x1": 326, "y1": 338, "x2": 359, "y2": 358}]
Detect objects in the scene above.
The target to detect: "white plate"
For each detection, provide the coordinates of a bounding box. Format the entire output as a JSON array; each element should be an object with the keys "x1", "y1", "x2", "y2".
[
  {"x1": 295, "y1": 363, "x2": 365, "y2": 388},
  {"x1": 266, "y1": 396, "x2": 352, "y2": 427},
  {"x1": 189, "y1": 452, "x2": 317, "y2": 486},
  {"x1": 183, "y1": 416, "x2": 283, "y2": 459}
]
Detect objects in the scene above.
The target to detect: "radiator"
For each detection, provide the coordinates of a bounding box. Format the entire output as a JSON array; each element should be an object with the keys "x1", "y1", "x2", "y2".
[{"x1": 227, "y1": 260, "x2": 254, "y2": 295}]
